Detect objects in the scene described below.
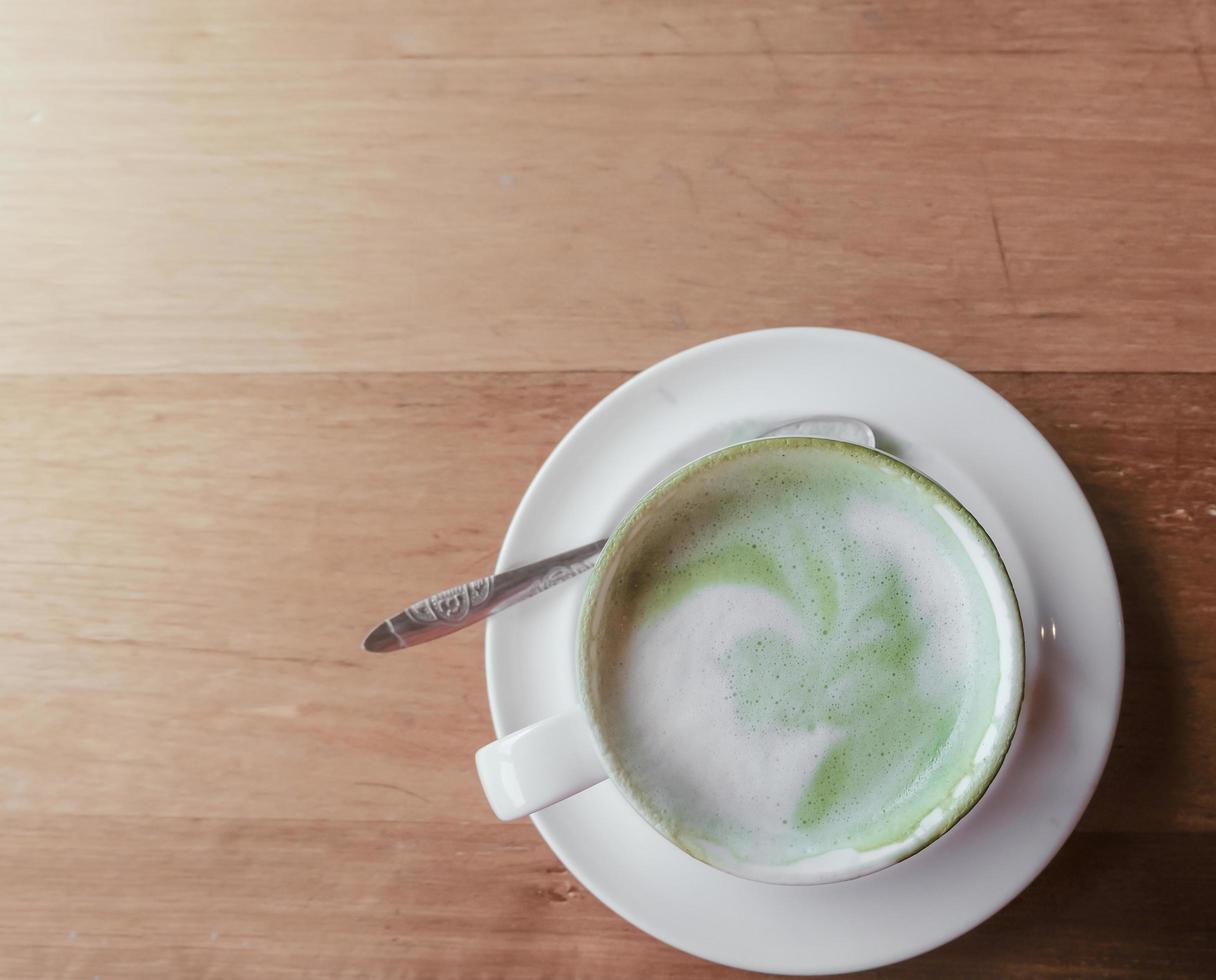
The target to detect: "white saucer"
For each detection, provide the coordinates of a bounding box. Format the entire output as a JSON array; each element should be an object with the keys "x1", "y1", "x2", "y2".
[{"x1": 484, "y1": 328, "x2": 1123, "y2": 975}]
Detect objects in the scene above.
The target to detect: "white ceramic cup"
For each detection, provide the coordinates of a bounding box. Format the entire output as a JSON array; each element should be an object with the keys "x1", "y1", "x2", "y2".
[{"x1": 476, "y1": 437, "x2": 1023, "y2": 885}]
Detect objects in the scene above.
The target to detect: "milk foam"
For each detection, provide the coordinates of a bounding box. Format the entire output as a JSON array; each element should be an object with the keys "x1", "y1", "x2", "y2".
[
  {"x1": 582, "y1": 439, "x2": 1023, "y2": 881},
  {"x1": 614, "y1": 585, "x2": 844, "y2": 836}
]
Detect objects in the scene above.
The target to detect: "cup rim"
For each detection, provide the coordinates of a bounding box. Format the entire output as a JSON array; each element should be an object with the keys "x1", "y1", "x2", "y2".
[{"x1": 576, "y1": 435, "x2": 1025, "y2": 886}]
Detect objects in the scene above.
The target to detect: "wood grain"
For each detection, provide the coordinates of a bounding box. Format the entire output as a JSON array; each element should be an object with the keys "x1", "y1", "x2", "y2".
[
  {"x1": 0, "y1": 824, "x2": 1208, "y2": 978},
  {"x1": 0, "y1": 371, "x2": 1213, "y2": 977},
  {"x1": 2, "y1": 53, "x2": 1214, "y2": 374},
  {"x1": 3, "y1": 1, "x2": 1214, "y2": 976},
  {"x1": 0, "y1": 1, "x2": 1207, "y2": 60}
]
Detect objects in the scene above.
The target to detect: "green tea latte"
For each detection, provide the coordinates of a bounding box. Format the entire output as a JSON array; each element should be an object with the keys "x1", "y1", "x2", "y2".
[{"x1": 580, "y1": 438, "x2": 1022, "y2": 882}]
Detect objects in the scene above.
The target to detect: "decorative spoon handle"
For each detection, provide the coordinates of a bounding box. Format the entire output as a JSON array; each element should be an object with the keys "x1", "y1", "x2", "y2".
[
  {"x1": 363, "y1": 416, "x2": 876, "y2": 653},
  {"x1": 363, "y1": 538, "x2": 608, "y2": 652}
]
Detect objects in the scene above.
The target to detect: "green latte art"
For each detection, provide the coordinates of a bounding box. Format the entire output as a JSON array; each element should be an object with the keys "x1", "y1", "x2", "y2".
[{"x1": 581, "y1": 439, "x2": 1022, "y2": 880}]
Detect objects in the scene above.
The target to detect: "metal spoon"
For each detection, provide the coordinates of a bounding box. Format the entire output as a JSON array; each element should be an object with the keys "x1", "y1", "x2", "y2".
[{"x1": 362, "y1": 417, "x2": 875, "y2": 652}]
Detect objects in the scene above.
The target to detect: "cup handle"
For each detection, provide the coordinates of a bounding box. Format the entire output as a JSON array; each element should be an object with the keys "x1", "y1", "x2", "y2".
[{"x1": 475, "y1": 710, "x2": 608, "y2": 820}]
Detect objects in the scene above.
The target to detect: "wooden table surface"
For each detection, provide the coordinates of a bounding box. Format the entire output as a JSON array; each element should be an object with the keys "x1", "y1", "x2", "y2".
[{"x1": 2, "y1": 2, "x2": 1214, "y2": 977}]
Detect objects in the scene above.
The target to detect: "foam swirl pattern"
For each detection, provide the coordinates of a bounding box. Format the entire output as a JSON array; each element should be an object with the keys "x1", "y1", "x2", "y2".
[{"x1": 580, "y1": 439, "x2": 1023, "y2": 883}]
